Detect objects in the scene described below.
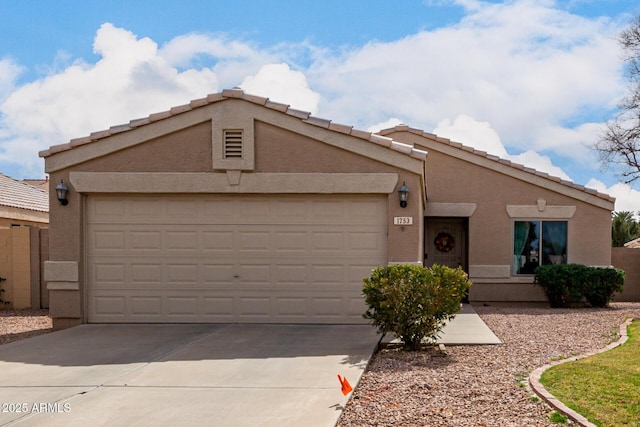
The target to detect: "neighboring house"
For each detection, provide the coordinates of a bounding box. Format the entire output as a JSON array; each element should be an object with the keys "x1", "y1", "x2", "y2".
[
  {"x1": 39, "y1": 89, "x2": 614, "y2": 330},
  {"x1": 0, "y1": 173, "x2": 49, "y2": 228},
  {"x1": 22, "y1": 178, "x2": 50, "y2": 194},
  {"x1": 624, "y1": 237, "x2": 640, "y2": 248}
]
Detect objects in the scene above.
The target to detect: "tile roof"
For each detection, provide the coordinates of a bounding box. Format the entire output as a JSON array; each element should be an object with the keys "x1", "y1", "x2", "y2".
[
  {"x1": 0, "y1": 173, "x2": 49, "y2": 212},
  {"x1": 624, "y1": 237, "x2": 640, "y2": 248},
  {"x1": 39, "y1": 89, "x2": 428, "y2": 161},
  {"x1": 378, "y1": 125, "x2": 615, "y2": 203},
  {"x1": 22, "y1": 178, "x2": 50, "y2": 193}
]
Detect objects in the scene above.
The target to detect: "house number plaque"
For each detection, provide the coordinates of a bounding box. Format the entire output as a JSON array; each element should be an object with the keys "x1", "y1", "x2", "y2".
[{"x1": 393, "y1": 216, "x2": 413, "y2": 226}]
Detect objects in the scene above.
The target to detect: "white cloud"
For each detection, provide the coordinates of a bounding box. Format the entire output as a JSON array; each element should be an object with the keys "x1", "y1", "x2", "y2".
[
  {"x1": 587, "y1": 179, "x2": 640, "y2": 217},
  {"x1": 0, "y1": 58, "x2": 23, "y2": 102},
  {"x1": 508, "y1": 150, "x2": 572, "y2": 181},
  {"x1": 306, "y1": 0, "x2": 624, "y2": 164},
  {"x1": 240, "y1": 63, "x2": 320, "y2": 114},
  {"x1": 433, "y1": 114, "x2": 507, "y2": 157},
  {"x1": 367, "y1": 117, "x2": 404, "y2": 133},
  {"x1": 433, "y1": 114, "x2": 572, "y2": 181}
]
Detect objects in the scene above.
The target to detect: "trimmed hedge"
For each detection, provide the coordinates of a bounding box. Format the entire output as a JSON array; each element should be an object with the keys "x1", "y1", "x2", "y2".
[
  {"x1": 362, "y1": 264, "x2": 472, "y2": 350},
  {"x1": 534, "y1": 264, "x2": 625, "y2": 308}
]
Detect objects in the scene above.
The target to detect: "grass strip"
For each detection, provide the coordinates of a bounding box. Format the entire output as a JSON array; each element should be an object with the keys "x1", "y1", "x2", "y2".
[{"x1": 539, "y1": 321, "x2": 640, "y2": 427}]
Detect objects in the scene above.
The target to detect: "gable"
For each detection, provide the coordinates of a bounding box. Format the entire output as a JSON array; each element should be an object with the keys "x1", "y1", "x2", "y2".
[
  {"x1": 380, "y1": 126, "x2": 614, "y2": 211},
  {"x1": 41, "y1": 90, "x2": 426, "y2": 177}
]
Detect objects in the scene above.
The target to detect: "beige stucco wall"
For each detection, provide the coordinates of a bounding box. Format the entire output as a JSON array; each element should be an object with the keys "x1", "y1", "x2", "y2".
[
  {"x1": 387, "y1": 130, "x2": 613, "y2": 302},
  {"x1": 0, "y1": 205, "x2": 48, "y2": 228},
  {"x1": 0, "y1": 227, "x2": 32, "y2": 308},
  {"x1": 612, "y1": 247, "x2": 640, "y2": 302},
  {"x1": 44, "y1": 100, "x2": 425, "y2": 328}
]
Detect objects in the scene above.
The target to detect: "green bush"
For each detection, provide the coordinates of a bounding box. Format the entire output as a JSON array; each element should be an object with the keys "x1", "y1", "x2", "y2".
[
  {"x1": 362, "y1": 264, "x2": 472, "y2": 350},
  {"x1": 534, "y1": 264, "x2": 625, "y2": 308}
]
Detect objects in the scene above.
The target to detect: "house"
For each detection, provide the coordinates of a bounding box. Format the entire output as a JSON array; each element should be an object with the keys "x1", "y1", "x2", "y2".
[
  {"x1": 39, "y1": 89, "x2": 614, "y2": 330},
  {"x1": 0, "y1": 173, "x2": 49, "y2": 228}
]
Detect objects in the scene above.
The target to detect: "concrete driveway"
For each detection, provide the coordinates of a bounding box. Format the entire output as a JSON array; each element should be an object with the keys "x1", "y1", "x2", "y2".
[{"x1": 0, "y1": 324, "x2": 379, "y2": 427}]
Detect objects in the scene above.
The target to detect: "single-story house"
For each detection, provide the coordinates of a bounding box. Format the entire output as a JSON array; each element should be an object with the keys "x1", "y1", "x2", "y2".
[
  {"x1": 40, "y1": 89, "x2": 614, "y2": 330},
  {"x1": 0, "y1": 173, "x2": 49, "y2": 228}
]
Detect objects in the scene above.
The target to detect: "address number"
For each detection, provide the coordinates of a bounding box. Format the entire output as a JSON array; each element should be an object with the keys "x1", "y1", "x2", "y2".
[{"x1": 393, "y1": 217, "x2": 413, "y2": 226}]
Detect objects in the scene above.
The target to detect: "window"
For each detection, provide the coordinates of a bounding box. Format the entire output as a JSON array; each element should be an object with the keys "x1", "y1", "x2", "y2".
[{"x1": 513, "y1": 221, "x2": 567, "y2": 274}]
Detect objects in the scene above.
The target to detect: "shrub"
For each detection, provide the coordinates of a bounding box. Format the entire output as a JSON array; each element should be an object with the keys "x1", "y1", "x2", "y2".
[
  {"x1": 362, "y1": 264, "x2": 472, "y2": 350},
  {"x1": 582, "y1": 267, "x2": 625, "y2": 307},
  {"x1": 534, "y1": 264, "x2": 624, "y2": 308}
]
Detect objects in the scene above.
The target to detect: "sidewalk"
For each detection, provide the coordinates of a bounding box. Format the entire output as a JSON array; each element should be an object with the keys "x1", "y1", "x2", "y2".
[{"x1": 381, "y1": 304, "x2": 502, "y2": 346}]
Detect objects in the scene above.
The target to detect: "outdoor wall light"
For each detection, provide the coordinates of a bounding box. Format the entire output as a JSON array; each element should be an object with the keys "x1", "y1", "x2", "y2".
[
  {"x1": 398, "y1": 181, "x2": 409, "y2": 208},
  {"x1": 56, "y1": 180, "x2": 69, "y2": 206}
]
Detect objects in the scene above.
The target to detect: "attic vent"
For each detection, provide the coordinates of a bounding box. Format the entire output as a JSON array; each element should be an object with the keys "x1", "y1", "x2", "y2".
[{"x1": 224, "y1": 129, "x2": 243, "y2": 159}]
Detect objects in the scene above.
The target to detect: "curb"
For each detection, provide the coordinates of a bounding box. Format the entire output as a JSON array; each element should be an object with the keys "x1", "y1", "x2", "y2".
[{"x1": 529, "y1": 317, "x2": 635, "y2": 427}]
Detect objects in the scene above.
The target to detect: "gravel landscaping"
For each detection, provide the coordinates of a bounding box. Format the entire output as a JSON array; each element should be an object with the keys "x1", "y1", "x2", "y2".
[
  {"x1": 0, "y1": 309, "x2": 52, "y2": 345},
  {"x1": 338, "y1": 302, "x2": 640, "y2": 427}
]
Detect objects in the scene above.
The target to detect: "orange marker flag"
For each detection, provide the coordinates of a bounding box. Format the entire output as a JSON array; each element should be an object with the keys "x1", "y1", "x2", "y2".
[{"x1": 337, "y1": 374, "x2": 353, "y2": 395}]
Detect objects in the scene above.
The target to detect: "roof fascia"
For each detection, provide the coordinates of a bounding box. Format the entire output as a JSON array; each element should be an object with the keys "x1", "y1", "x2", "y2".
[{"x1": 418, "y1": 138, "x2": 614, "y2": 211}]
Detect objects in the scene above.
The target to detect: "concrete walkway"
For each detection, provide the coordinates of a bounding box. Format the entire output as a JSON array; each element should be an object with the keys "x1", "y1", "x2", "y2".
[
  {"x1": 381, "y1": 304, "x2": 502, "y2": 346},
  {"x1": 438, "y1": 304, "x2": 502, "y2": 345}
]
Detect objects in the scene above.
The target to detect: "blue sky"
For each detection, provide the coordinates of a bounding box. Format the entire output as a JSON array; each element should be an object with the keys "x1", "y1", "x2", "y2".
[{"x1": 1, "y1": 0, "x2": 640, "y2": 212}]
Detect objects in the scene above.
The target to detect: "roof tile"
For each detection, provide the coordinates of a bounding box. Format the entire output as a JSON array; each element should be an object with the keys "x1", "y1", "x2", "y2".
[
  {"x1": 264, "y1": 100, "x2": 289, "y2": 112},
  {"x1": 369, "y1": 134, "x2": 393, "y2": 147},
  {"x1": 349, "y1": 129, "x2": 372, "y2": 140},
  {"x1": 0, "y1": 173, "x2": 49, "y2": 213},
  {"x1": 304, "y1": 116, "x2": 331, "y2": 128},
  {"x1": 285, "y1": 108, "x2": 311, "y2": 120},
  {"x1": 328, "y1": 122, "x2": 353, "y2": 134},
  {"x1": 169, "y1": 104, "x2": 192, "y2": 115}
]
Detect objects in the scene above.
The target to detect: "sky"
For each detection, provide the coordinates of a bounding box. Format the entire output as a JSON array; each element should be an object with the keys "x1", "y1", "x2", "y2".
[{"x1": 1, "y1": 0, "x2": 640, "y2": 214}]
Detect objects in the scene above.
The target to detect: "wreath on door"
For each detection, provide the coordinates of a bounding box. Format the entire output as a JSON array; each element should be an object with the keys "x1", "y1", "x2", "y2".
[{"x1": 434, "y1": 232, "x2": 455, "y2": 253}]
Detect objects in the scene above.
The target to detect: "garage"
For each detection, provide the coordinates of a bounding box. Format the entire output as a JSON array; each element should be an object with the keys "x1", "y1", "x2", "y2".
[
  {"x1": 41, "y1": 89, "x2": 427, "y2": 330},
  {"x1": 86, "y1": 194, "x2": 388, "y2": 323}
]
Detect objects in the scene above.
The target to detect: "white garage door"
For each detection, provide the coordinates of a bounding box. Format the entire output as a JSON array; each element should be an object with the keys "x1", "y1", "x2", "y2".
[{"x1": 86, "y1": 194, "x2": 387, "y2": 323}]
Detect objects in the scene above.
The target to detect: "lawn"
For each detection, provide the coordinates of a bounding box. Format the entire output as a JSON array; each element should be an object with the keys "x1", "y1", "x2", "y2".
[{"x1": 540, "y1": 320, "x2": 640, "y2": 427}]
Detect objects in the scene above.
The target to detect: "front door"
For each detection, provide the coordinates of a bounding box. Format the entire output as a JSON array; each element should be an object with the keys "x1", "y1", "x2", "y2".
[{"x1": 425, "y1": 218, "x2": 467, "y2": 271}]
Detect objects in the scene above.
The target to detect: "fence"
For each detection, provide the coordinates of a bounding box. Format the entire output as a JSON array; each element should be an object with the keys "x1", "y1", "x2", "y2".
[
  {"x1": 0, "y1": 227, "x2": 49, "y2": 309},
  {"x1": 612, "y1": 247, "x2": 640, "y2": 302}
]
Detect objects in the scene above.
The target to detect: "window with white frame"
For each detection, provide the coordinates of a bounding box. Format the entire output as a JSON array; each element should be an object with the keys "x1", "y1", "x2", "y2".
[{"x1": 513, "y1": 221, "x2": 567, "y2": 274}]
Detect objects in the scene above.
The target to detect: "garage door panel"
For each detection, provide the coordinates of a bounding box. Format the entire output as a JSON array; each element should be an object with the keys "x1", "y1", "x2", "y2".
[
  {"x1": 273, "y1": 231, "x2": 308, "y2": 252},
  {"x1": 202, "y1": 297, "x2": 234, "y2": 317},
  {"x1": 202, "y1": 231, "x2": 234, "y2": 251},
  {"x1": 87, "y1": 195, "x2": 387, "y2": 323},
  {"x1": 166, "y1": 231, "x2": 199, "y2": 250},
  {"x1": 166, "y1": 297, "x2": 199, "y2": 317},
  {"x1": 130, "y1": 231, "x2": 162, "y2": 250},
  {"x1": 237, "y1": 231, "x2": 271, "y2": 252},
  {"x1": 93, "y1": 263, "x2": 126, "y2": 285},
  {"x1": 130, "y1": 263, "x2": 163, "y2": 285},
  {"x1": 92, "y1": 231, "x2": 125, "y2": 250},
  {"x1": 130, "y1": 296, "x2": 162, "y2": 316},
  {"x1": 274, "y1": 265, "x2": 308, "y2": 284}
]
